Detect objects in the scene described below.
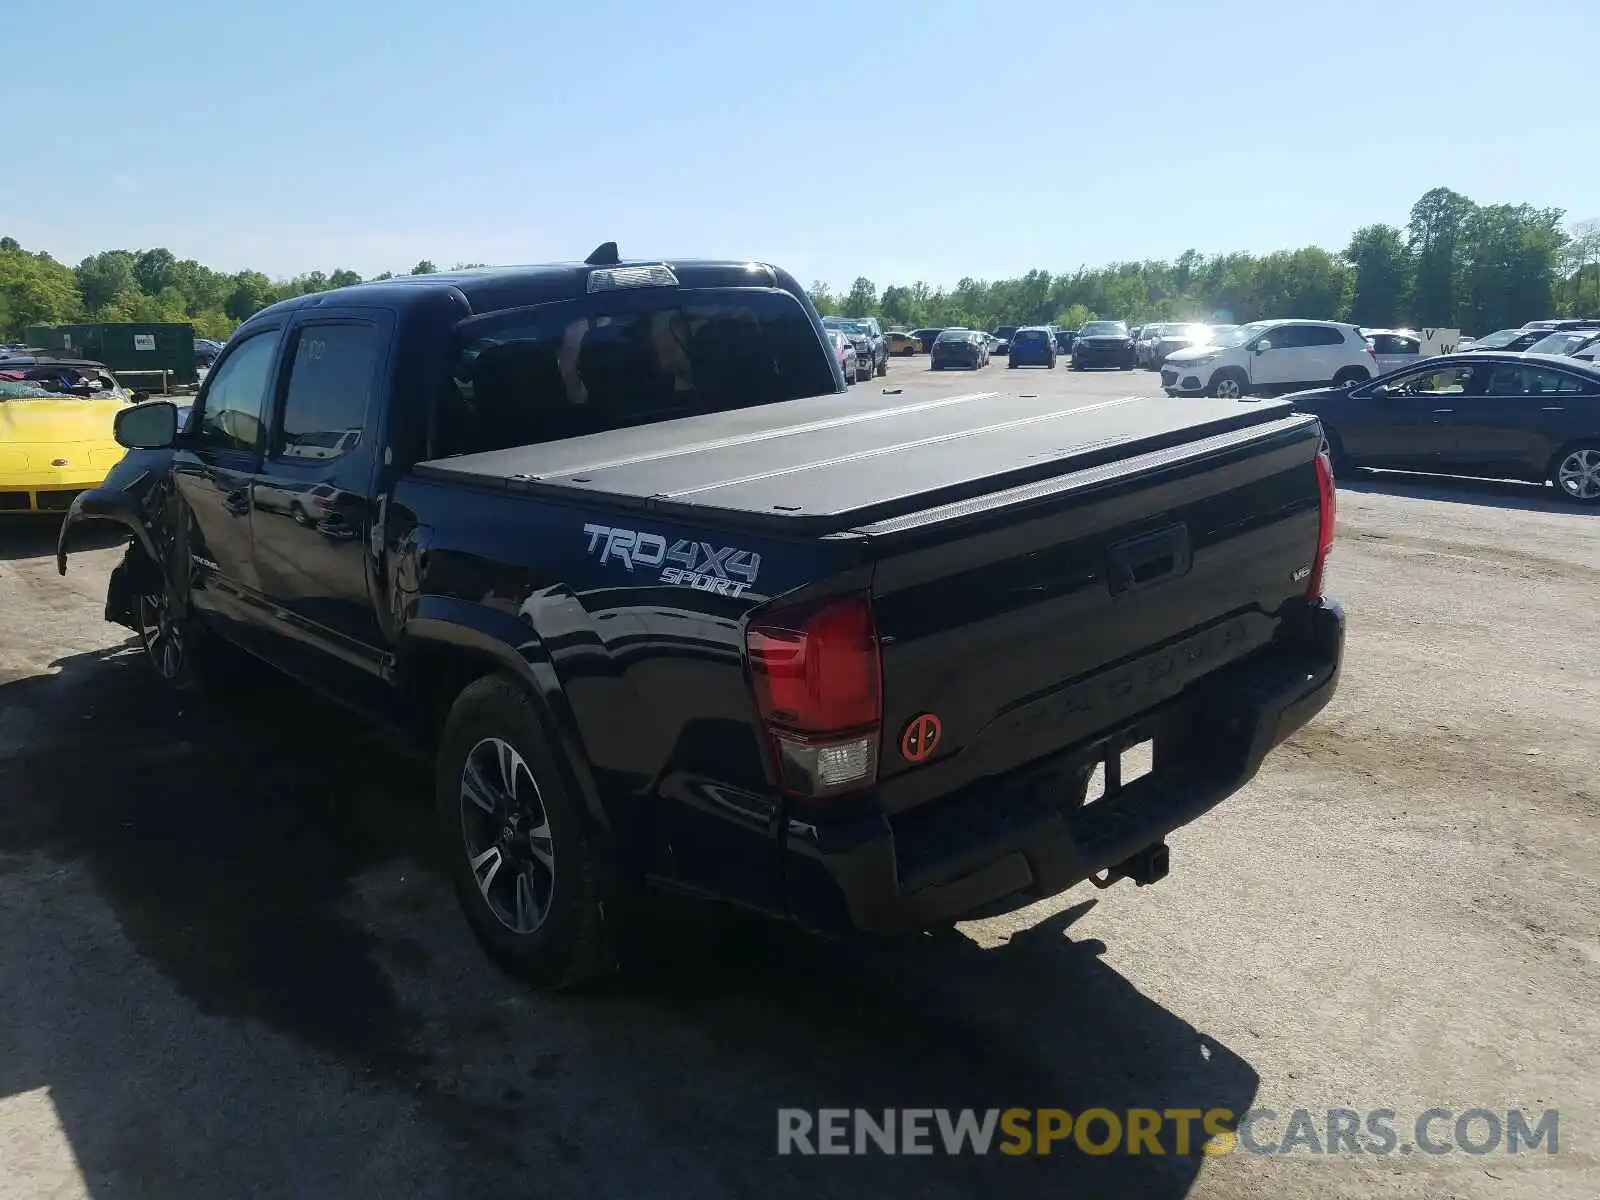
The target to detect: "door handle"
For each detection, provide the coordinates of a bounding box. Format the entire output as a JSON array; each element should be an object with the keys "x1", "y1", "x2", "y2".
[
  {"x1": 1541, "y1": 406, "x2": 1564, "y2": 412},
  {"x1": 1431, "y1": 408, "x2": 1454, "y2": 414}
]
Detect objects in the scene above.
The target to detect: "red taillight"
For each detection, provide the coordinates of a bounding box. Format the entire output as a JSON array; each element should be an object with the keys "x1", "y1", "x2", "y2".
[
  {"x1": 1306, "y1": 449, "x2": 1336, "y2": 600},
  {"x1": 746, "y1": 594, "x2": 882, "y2": 796}
]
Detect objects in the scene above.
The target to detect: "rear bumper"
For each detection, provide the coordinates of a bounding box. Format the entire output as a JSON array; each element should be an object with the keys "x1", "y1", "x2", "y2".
[{"x1": 785, "y1": 599, "x2": 1345, "y2": 934}]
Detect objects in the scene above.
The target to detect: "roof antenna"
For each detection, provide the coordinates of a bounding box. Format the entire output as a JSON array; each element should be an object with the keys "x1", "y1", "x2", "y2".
[{"x1": 585, "y1": 241, "x2": 620, "y2": 266}]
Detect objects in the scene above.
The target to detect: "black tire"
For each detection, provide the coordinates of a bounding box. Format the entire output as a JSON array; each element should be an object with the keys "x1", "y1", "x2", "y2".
[
  {"x1": 436, "y1": 674, "x2": 616, "y2": 989},
  {"x1": 1549, "y1": 442, "x2": 1600, "y2": 505},
  {"x1": 1208, "y1": 369, "x2": 1248, "y2": 399},
  {"x1": 876, "y1": 355, "x2": 887, "y2": 377},
  {"x1": 1322, "y1": 428, "x2": 1359, "y2": 474},
  {"x1": 1332, "y1": 367, "x2": 1369, "y2": 388},
  {"x1": 124, "y1": 542, "x2": 251, "y2": 694}
]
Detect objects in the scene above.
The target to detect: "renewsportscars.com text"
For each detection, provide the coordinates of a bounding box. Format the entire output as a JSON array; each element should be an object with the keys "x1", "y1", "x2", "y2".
[{"x1": 776, "y1": 1107, "x2": 1559, "y2": 1157}]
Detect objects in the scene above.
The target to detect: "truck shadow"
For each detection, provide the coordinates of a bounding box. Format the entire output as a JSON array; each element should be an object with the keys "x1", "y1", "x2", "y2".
[
  {"x1": 0, "y1": 645, "x2": 1256, "y2": 1199},
  {"x1": 0, "y1": 516, "x2": 127, "y2": 561}
]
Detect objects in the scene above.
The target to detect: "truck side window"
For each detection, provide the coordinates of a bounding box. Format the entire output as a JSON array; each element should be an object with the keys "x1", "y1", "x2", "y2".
[
  {"x1": 276, "y1": 324, "x2": 378, "y2": 461},
  {"x1": 194, "y1": 330, "x2": 279, "y2": 454}
]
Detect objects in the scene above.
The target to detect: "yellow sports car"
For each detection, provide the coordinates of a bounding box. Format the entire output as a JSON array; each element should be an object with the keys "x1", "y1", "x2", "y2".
[
  {"x1": 0, "y1": 357, "x2": 132, "y2": 514},
  {"x1": 885, "y1": 331, "x2": 921, "y2": 356}
]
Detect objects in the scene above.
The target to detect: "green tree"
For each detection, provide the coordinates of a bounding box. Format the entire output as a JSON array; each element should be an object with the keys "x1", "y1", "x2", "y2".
[
  {"x1": 877, "y1": 284, "x2": 914, "y2": 326},
  {"x1": 806, "y1": 281, "x2": 838, "y2": 315},
  {"x1": 224, "y1": 270, "x2": 275, "y2": 321},
  {"x1": 1343, "y1": 224, "x2": 1412, "y2": 327},
  {"x1": 328, "y1": 269, "x2": 363, "y2": 289},
  {"x1": 172, "y1": 259, "x2": 230, "y2": 314},
  {"x1": 1557, "y1": 217, "x2": 1600, "y2": 318},
  {"x1": 75, "y1": 250, "x2": 139, "y2": 313},
  {"x1": 410, "y1": 260, "x2": 437, "y2": 276},
  {"x1": 1456, "y1": 204, "x2": 1566, "y2": 333},
  {"x1": 842, "y1": 277, "x2": 877, "y2": 316},
  {"x1": 1054, "y1": 303, "x2": 1096, "y2": 329},
  {"x1": 1407, "y1": 187, "x2": 1475, "y2": 326},
  {"x1": 0, "y1": 248, "x2": 83, "y2": 337},
  {"x1": 134, "y1": 247, "x2": 180, "y2": 296}
]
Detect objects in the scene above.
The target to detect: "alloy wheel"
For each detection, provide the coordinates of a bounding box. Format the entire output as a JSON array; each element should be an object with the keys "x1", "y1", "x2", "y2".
[
  {"x1": 460, "y1": 736, "x2": 556, "y2": 935},
  {"x1": 137, "y1": 591, "x2": 183, "y2": 680},
  {"x1": 1556, "y1": 448, "x2": 1600, "y2": 501},
  {"x1": 1214, "y1": 376, "x2": 1243, "y2": 399}
]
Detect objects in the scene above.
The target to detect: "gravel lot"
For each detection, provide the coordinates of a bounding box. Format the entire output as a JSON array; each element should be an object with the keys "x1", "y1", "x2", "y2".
[{"x1": 0, "y1": 356, "x2": 1595, "y2": 1199}]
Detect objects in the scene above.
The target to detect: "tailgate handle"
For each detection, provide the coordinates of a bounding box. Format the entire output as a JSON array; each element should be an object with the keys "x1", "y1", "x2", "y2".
[{"x1": 1108, "y1": 524, "x2": 1192, "y2": 596}]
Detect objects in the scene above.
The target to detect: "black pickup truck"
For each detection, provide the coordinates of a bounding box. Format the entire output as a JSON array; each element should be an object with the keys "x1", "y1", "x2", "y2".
[{"x1": 57, "y1": 245, "x2": 1344, "y2": 988}]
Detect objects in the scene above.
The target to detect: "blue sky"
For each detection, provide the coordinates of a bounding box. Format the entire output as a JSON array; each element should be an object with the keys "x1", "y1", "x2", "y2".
[{"x1": 3, "y1": 0, "x2": 1595, "y2": 291}]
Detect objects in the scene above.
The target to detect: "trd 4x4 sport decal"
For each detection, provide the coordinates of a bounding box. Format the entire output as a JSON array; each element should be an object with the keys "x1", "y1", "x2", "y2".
[{"x1": 583, "y1": 523, "x2": 762, "y2": 598}]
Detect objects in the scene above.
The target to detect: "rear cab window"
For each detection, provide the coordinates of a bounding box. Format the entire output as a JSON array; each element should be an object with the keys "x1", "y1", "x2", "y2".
[{"x1": 437, "y1": 288, "x2": 837, "y2": 457}]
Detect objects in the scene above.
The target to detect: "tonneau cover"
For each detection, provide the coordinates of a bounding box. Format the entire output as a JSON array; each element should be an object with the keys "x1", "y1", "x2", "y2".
[{"x1": 414, "y1": 388, "x2": 1300, "y2": 534}]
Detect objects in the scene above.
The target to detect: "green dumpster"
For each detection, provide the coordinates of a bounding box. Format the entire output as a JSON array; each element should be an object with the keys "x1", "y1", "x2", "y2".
[{"x1": 22, "y1": 322, "x2": 198, "y2": 389}]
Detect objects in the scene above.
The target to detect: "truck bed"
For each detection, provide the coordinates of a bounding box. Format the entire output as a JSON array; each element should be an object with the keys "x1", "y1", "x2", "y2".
[{"x1": 414, "y1": 388, "x2": 1304, "y2": 535}]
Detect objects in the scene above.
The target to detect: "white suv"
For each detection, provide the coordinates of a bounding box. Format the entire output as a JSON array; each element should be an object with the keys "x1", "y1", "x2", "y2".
[{"x1": 1161, "y1": 320, "x2": 1379, "y2": 399}]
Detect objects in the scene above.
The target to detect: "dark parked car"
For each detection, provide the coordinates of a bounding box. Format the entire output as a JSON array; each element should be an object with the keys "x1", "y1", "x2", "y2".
[
  {"x1": 991, "y1": 325, "x2": 1019, "y2": 356},
  {"x1": 195, "y1": 337, "x2": 225, "y2": 368},
  {"x1": 1565, "y1": 333, "x2": 1600, "y2": 364},
  {"x1": 1007, "y1": 326, "x2": 1057, "y2": 368},
  {"x1": 823, "y1": 316, "x2": 885, "y2": 380},
  {"x1": 1072, "y1": 320, "x2": 1136, "y2": 370},
  {"x1": 910, "y1": 327, "x2": 945, "y2": 353},
  {"x1": 1141, "y1": 323, "x2": 1212, "y2": 370},
  {"x1": 1520, "y1": 319, "x2": 1600, "y2": 333},
  {"x1": 930, "y1": 327, "x2": 989, "y2": 369},
  {"x1": 1523, "y1": 329, "x2": 1599, "y2": 359},
  {"x1": 1054, "y1": 329, "x2": 1076, "y2": 354},
  {"x1": 1291, "y1": 352, "x2": 1600, "y2": 504},
  {"x1": 57, "y1": 247, "x2": 1343, "y2": 988},
  {"x1": 1462, "y1": 328, "x2": 1557, "y2": 353}
]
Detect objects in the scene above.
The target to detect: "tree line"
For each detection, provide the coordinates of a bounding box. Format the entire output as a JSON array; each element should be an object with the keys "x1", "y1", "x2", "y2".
[
  {"x1": 810, "y1": 187, "x2": 1600, "y2": 336},
  {"x1": 0, "y1": 240, "x2": 452, "y2": 342},
  {"x1": 3, "y1": 186, "x2": 1597, "y2": 343}
]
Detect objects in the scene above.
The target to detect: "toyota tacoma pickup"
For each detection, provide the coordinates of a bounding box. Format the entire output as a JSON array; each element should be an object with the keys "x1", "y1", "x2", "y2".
[{"x1": 57, "y1": 245, "x2": 1344, "y2": 988}]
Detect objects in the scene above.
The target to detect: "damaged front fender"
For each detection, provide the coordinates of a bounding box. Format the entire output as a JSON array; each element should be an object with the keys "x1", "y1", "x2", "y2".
[{"x1": 54, "y1": 450, "x2": 172, "y2": 576}]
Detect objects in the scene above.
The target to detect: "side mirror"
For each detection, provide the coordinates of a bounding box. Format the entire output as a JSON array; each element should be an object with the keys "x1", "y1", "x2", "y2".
[
  {"x1": 114, "y1": 399, "x2": 179, "y2": 450},
  {"x1": 1255, "y1": 340, "x2": 1273, "y2": 354}
]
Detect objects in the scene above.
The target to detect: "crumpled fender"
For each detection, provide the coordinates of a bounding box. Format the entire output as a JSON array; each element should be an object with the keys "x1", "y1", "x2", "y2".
[{"x1": 56, "y1": 471, "x2": 160, "y2": 575}]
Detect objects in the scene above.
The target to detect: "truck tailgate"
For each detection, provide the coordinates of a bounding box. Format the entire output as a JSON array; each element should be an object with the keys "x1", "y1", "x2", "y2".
[{"x1": 862, "y1": 409, "x2": 1326, "y2": 814}]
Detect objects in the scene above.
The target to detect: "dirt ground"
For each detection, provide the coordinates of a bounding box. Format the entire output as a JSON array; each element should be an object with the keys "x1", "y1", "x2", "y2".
[{"x1": 0, "y1": 357, "x2": 1594, "y2": 1199}]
